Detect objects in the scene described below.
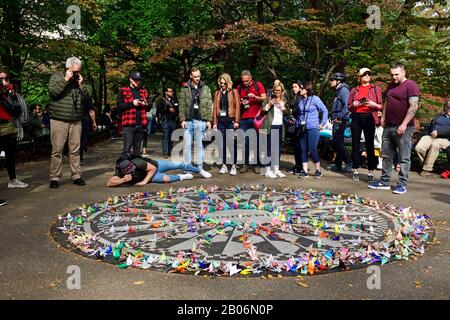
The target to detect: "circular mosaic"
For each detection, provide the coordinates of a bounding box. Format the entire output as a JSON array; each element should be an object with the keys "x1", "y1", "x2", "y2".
[{"x1": 52, "y1": 186, "x2": 433, "y2": 276}]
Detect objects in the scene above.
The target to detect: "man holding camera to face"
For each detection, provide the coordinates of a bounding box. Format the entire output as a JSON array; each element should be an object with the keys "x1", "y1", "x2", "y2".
[
  {"x1": 117, "y1": 71, "x2": 150, "y2": 159},
  {"x1": 48, "y1": 57, "x2": 88, "y2": 189}
]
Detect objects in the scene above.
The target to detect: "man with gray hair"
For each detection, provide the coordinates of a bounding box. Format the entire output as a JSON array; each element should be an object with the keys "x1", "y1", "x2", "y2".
[
  {"x1": 368, "y1": 63, "x2": 420, "y2": 194},
  {"x1": 48, "y1": 56, "x2": 88, "y2": 188}
]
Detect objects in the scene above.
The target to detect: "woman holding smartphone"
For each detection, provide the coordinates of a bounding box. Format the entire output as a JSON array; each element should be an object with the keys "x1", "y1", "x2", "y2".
[
  {"x1": 348, "y1": 67, "x2": 383, "y2": 182},
  {"x1": 260, "y1": 80, "x2": 288, "y2": 178}
]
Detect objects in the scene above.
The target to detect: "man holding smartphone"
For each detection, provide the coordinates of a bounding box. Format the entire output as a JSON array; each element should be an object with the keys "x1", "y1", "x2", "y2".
[
  {"x1": 117, "y1": 71, "x2": 150, "y2": 159},
  {"x1": 236, "y1": 70, "x2": 266, "y2": 173}
]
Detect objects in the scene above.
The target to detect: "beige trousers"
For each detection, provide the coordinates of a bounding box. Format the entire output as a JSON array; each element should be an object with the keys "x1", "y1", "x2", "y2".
[
  {"x1": 415, "y1": 135, "x2": 450, "y2": 171},
  {"x1": 50, "y1": 119, "x2": 82, "y2": 181}
]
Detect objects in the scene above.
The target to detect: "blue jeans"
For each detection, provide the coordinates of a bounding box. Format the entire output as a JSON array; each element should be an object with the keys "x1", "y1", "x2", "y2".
[
  {"x1": 122, "y1": 126, "x2": 145, "y2": 158},
  {"x1": 218, "y1": 120, "x2": 237, "y2": 164},
  {"x1": 298, "y1": 128, "x2": 320, "y2": 164},
  {"x1": 162, "y1": 120, "x2": 176, "y2": 156},
  {"x1": 239, "y1": 118, "x2": 260, "y2": 166},
  {"x1": 152, "y1": 160, "x2": 200, "y2": 183},
  {"x1": 380, "y1": 125, "x2": 414, "y2": 186},
  {"x1": 146, "y1": 117, "x2": 153, "y2": 135},
  {"x1": 184, "y1": 120, "x2": 206, "y2": 169}
]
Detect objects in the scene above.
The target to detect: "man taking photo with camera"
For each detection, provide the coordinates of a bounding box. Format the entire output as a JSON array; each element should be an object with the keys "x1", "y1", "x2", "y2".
[
  {"x1": 48, "y1": 56, "x2": 88, "y2": 189},
  {"x1": 117, "y1": 71, "x2": 150, "y2": 159}
]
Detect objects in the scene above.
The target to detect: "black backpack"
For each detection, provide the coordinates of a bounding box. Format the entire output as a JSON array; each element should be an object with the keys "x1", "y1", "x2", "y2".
[{"x1": 238, "y1": 80, "x2": 261, "y2": 97}]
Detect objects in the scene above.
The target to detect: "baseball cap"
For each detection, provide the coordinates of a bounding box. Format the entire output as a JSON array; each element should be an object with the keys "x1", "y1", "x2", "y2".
[
  {"x1": 330, "y1": 72, "x2": 346, "y2": 81},
  {"x1": 359, "y1": 68, "x2": 371, "y2": 76},
  {"x1": 129, "y1": 71, "x2": 142, "y2": 80},
  {"x1": 118, "y1": 159, "x2": 136, "y2": 175}
]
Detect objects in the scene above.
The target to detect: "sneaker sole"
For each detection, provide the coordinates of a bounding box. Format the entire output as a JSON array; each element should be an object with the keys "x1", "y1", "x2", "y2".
[
  {"x1": 8, "y1": 185, "x2": 28, "y2": 188},
  {"x1": 392, "y1": 189, "x2": 407, "y2": 194},
  {"x1": 368, "y1": 185, "x2": 390, "y2": 190}
]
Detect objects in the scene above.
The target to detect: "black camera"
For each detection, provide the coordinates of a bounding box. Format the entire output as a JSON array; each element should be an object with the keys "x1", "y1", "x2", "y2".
[
  {"x1": 72, "y1": 71, "x2": 80, "y2": 82},
  {"x1": 69, "y1": 71, "x2": 80, "y2": 88}
]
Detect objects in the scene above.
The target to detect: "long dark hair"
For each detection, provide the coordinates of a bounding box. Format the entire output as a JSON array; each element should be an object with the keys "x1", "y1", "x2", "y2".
[{"x1": 304, "y1": 82, "x2": 315, "y2": 97}]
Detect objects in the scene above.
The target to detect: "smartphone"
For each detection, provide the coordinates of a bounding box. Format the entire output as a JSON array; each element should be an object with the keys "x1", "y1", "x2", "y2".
[{"x1": 359, "y1": 97, "x2": 368, "y2": 103}]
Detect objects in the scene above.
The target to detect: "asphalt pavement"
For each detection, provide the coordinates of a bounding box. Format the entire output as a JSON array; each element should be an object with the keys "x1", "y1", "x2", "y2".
[{"x1": 0, "y1": 134, "x2": 448, "y2": 300}]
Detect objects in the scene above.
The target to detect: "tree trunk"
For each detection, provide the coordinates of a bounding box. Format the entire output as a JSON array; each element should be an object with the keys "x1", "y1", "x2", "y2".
[{"x1": 249, "y1": 0, "x2": 265, "y2": 71}]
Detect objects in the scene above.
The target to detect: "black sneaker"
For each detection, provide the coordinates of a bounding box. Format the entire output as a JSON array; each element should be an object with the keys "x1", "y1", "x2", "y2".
[
  {"x1": 314, "y1": 170, "x2": 322, "y2": 179},
  {"x1": 288, "y1": 166, "x2": 299, "y2": 174},
  {"x1": 298, "y1": 170, "x2": 308, "y2": 178},
  {"x1": 80, "y1": 159, "x2": 85, "y2": 165},
  {"x1": 50, "y1": 180, "x2": 59, "y2": 189},
  {"x1": 73, "y1": 178, "x2": 86, "y2": 186},
  {"x1": 0, "y1": 199, "x2": 7, "y2": 207},
  {"x1": 367, "y1": 173, "x2": 374, "y2": 182},
  {"x1": 352, "y1": 172, "x2": 360, "y2": 181},
  {"x1": 252, "y1": 166, "x2": 261, "y2": 174},
  {"x1": 239, "y1": 165, "x2": 248, "y2": 173}
]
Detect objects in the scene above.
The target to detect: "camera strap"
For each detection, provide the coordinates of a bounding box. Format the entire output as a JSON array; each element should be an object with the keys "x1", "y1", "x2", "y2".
[{"x1": 72, "y1": 88, "x2": 79, "y2": 110}]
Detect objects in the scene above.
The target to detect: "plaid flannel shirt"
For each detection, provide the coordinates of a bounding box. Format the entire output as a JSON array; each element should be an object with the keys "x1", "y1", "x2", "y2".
[{"x1": 118, "y1": 86, "x2": 148, "y2": 127}]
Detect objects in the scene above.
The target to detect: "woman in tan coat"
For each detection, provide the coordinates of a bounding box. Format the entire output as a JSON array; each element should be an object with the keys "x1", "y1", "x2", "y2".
[{"x1": 213, "y1": 73, "x2": 240, "y2": 175}]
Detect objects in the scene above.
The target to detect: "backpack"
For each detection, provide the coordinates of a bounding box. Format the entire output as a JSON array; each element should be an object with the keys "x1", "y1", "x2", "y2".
[{"x1": 238, "y1": 80, "x2": 261, "y2": 97}]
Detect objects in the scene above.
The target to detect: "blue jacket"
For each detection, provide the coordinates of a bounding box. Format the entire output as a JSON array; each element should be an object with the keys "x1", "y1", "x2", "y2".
[
  {"x1": 331, "y1": 83, "x2": 350, "y2": 121},
  {"x1": 430, "y1": 113, "x2": 450, "y2": 140},
  {"x1": 296, "y1": 95, "x2": 328, "y2": 130}
]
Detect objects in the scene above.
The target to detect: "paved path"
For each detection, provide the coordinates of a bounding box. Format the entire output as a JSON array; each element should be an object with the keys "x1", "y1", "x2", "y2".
[{"x1": 0, "y1": 134, "x2": 448, "y2": 299}]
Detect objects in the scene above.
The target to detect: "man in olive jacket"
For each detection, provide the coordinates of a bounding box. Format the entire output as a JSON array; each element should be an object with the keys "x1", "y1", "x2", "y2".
[
  {"x1": 48, "y1": 57, "x2": 89, "y2": 188},
  {"x1": 178, "y1": 67, "x2": 213, "y2": 178}
]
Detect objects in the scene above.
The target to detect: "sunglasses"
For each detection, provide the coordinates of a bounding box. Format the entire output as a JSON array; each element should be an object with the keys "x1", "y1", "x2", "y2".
[{"x1": 362, "y1": 72, "x2": 371, "y2": 76}]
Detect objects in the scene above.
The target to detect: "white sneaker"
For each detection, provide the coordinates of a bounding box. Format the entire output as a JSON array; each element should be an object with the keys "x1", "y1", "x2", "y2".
[
  {"x1": 265, "y1": 168, "x2": 277, "y2": 179},
  {"x1": 229, "y1": 165, "x2": 237, "y2": 176},
  {"x1": 199, "y1": 169, "x2": 212, "y2": 179},
  {"x1": 8, "y1": 179, "x2": 29, "y2": 188},
  {"x1": 273, "y1": 166, "x2": 286, "y2": 178},
  {"x1": 219, "y1": 165, "x2": 228, "y2": 174},
  {"x1": 274, "y1": 169, "x2": 286, "y2": 178},
  {"x1": 178, "y1": 173, "x2": 193, "y2": 181}
]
